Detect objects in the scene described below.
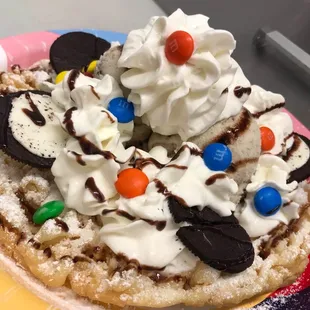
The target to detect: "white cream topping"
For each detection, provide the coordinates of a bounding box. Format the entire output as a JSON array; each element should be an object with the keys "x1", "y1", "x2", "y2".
[
  {"x1": 52, "y1": 71, "x2": 133, "y2": 143},
  {"x1": 118, "y1": 9, "x2": 250, "y2": 140},
  {"x1": 51, "y1": 83, "x2": 135, "y2": 216},
  {"x1": 235, "y1": 154, "x2": 301, "y2": 238},
  {"x1": 244, "y1": 85, "x2": 294, "y2": 155},
  {"x1": 100, "y1": 142, "x2": 238, "y2": 273},
  {"x1": 9, "y1": 93, "x2": 68, "y2": 158}
]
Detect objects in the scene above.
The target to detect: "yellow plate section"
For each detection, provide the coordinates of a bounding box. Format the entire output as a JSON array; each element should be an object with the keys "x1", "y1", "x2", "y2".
[{"x1": 0, "y1": 266, "x2": 269, "y2": 310}]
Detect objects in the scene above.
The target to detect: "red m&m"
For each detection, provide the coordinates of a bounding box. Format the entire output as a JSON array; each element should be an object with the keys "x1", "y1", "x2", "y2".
[
  {"x1": 260, "y1": 127, "x2": 275, "y2": 151},
  {"x1": 165, "y1": 31, "x2": 194, "y2": 65},
  {"x1": 115, "y1": 168, "x2": 149, "y2": 198}
]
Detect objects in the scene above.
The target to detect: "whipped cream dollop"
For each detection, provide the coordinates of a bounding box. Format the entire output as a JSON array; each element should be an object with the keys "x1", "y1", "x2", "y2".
[
  {"x1": 51, "y1": 82, "x2": 135, "y2": 216},
  {"x1": 52, "y1": 70, "x2": 133, "y2": 143},
  {"x1": 244, "y1": 85, "x2": 294, "y2": 155},
  {"x1": 9, "y1": 92, "x2": 68, "y2": 158},
  {"x1": 119, "y1": 9, "x2": 250, "y2": 140},
  {"x1": 235, "y1": 154, "x2": 306, "y2": 237},
  {"x1": 100, "y1": 142, "x2": 238, "y2": 273}
]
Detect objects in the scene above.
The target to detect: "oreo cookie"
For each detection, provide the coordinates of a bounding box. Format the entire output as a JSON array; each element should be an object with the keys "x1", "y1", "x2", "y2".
[
  {"x1": 177, "y1": 224, "x2": 254, "y2": 273},
  {"x1": 167, "y1": 196, "x2": 238, "y2": 225},
  {"x1": 287, "y1": 134, "x2": 310, "y2": 183},
  {"x1": 50, "y1": 32, "x2": 111, "y2": 73},
  {"x1": 0, "y1": 91, "x2": 60, "y2": 168}
]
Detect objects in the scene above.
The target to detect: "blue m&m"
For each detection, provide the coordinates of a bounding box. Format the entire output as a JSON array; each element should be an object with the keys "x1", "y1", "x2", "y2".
[
  {"x1": 107, "y1": 97, "x2": 135, "y2": 123},
  {"x1": 254, "y1": 187, "x2": 282, "y2": 216},
  {"x1": 203, "y1": 143, "x2": 232, "y2": 171}
]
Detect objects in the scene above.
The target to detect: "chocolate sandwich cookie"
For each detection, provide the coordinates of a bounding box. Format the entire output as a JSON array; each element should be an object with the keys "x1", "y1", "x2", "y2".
[
  {"x1": 167, "y1": 196, "x2": 238, "y2": 225},
  {"x1": 177, "y1": 224, "x2": 254, "y2": 273},
  {"x1": 167, "y1": 196, "x2": 254, "y2": 273},
  {"x1": 50, "y1": 32, "x2": 111, "y2": 73},
  {"x1": 0, "y1": 91, "x2": 68, "y2": 168},
  {"x1": 286, "y1": 134, "x2": 310, "y2": 183}
]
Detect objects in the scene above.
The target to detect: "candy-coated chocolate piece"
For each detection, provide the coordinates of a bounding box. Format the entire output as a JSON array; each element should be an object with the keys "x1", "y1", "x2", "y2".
[
  {"x1": 260, "y1": 126, "x2": 275, "y2": 151},
  {"x1": 87, "y1": 60, "x2": 98, "y2": 73},
  {"x1": 203, "y1": 143, "x2": 232, "y2": 171},
  {"x1": 55, "y1": 71, "x2": 68, "y2": 84},
  {"x1": 165, "y1": 31, "x2": 194, "y2": 65},
  {"x1": 108, "y1": 97, "x2": 135, "y2": 123},
  {"x1": 254, "y1": 187, "x2": 282, "y2": 216},
  {"x1": 115, "y1": 168, "x2": 149, "y2": 198},
  {"x1": 33, "y1": 200, "x2": 65, "y2": 225}
]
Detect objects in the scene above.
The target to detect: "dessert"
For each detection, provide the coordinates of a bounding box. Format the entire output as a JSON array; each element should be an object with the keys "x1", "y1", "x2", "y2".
[{"x1": 0, "y1": 8, "x2": 309, "y2": 310}]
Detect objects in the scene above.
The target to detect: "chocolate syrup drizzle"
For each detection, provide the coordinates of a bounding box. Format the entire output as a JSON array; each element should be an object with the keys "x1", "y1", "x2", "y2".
[
  {"x1": 234, "y1": 86, "x2": 252, "y2": 98},
  {"x1": 70, "y1": 151, "x2": 86, "y2": 166},
  {"x1": 226, "y1": 157, "x2": 258, "y2": 173},
  {"x1": 22, "y1": 92, "x2": 46, "y2": 126},
  {"x1": 212, "y1": 109, "x2": 252, "y2": 145},
  {"x1": 54, "y1": 218, "x2": 69, "y2": 232},
  {"x1": 67, "y1": 69, "x2": 80, "y2": 91},
  {"x1": 252, "y1": 102, "x2": 285, "y2": 118},
  {"x1": 283, "y1": 134, "x2": 301, "y2": 162},
  {"x1": 205, "y1": 173, "x2": 226, "y2": 186},
  {"x1": 134, "y1": 158, "x2": 165, "y2": 170},
  {"x1": 102, "y1": 110, "x2": 115, "y2": 123},
  {"x1": 165, "y1": 164, "x2": 187, "y2": 170},
  {"x1": 63, "y1": 107, "x2": 77, "y2": 135},
  {"x1": 85, "y1": 177, "x2": 105, "y2": 203},
  {"x1": 90, "y1": 86, "x2": 100, "y2": 100}
]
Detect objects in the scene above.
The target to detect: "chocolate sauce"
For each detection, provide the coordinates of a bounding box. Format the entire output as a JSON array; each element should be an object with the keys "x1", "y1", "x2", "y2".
[
  {"x1": 22, "y1": 92, "x2": 46, "y2": 126},
  {"x1": 153, "y1": 179, "x2": 170, "y2": 196},
  {"x1": 142, "y1": 219, "x2": 167, "y2": 231},
  {"x1": 77, "y1": 136, "x2": 115, "y2": 160},
  {"x1": 43, "y1": 247, "x2": 52, "y2": 258},
  {"x1": 283, "y1": 201, "x2": 292, "y2": 207},
  {"x1": 63, "y1": 107, "x2": 77, "y2": 136},
  {"x1": 226, "y1": 157, "x2": 258, "y2": 173},
  {"x1": 214, "y1": 109, "x2": 252, "y2": 145},
  {"x1": 284, "y1": 132, "x2": 294, "y2": 142},
  {"x1": 85, "y1": 177, "x2": 105, "y2": 203},
  {"x1": 28, "y1": 238, "x2": 41, "y2": 249},
  {"x1": 171, "y1": 144, "x2": 202, "y2": 162},
  {"x1": 73, "y1": 256, "x2": 91, "y2": 263},
  {"x1": 134, "y1": 158, "x2": 165, "y2": 170},
  {"x1": 283, "y1": 134, "x2": 301, "y2": 162},
  {"x1": 205, "y1": 173, "x2": 226, "y2": 186},
  {"x1": 54, "y1": 218, "x2": 69, "y2": 232},
  {"x1": 90, "y1": 86, "x2": 100, "y2": 100},
  {"x1": 70, "y1": 151, "x2": 86, "y2": 166},
  {"x1": 11, "y1": 64, "x2": 21, "y2": 71},
  {"x1": 67, "y1": 69, "x2": 80, "y2": 91},
  {"x1": 102, "y1": 209, "x2": 116, "y2": 215},
  {"x1": 222, "y1": 88, "x2": 228, "y2": 94},
  {"x1": 16, "y1": 232, "x2": 26, "y2": 245},
  {"x1": 101, "y1": 110, "x2": 115, "y2": 123},
  {"x1": 116, "y1": 210, "x2": 136, "y2": 221},
  {"x1": 165, "y1": 164, "x2": 187, "y2": 170},
  {"x1": 252, "y1": 102, "x2": 285, "y2": 118},
  {"x1": 234, "y1": 86, "x2": 252, "y2": 98}
]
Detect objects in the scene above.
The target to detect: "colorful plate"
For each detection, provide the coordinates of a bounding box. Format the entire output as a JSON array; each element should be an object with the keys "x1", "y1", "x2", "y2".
[{"x1": 0, "y1": 29, "x2": 309, "y2": 310}]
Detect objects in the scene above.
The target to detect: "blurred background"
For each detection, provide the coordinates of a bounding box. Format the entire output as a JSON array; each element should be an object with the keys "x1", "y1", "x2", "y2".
[{"x1": 155, "y1": 0, "x2": 310, "y2": 125}]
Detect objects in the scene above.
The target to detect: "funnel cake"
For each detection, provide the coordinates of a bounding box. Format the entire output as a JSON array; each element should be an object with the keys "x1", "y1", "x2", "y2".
[{"x1": 0, "y1": 9, "x2": 309, "y2": 310}]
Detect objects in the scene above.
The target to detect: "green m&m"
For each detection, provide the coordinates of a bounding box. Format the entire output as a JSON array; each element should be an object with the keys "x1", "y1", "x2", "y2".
[{"x1": 33, "y1": 200, "x2": 65, "y2": 225}]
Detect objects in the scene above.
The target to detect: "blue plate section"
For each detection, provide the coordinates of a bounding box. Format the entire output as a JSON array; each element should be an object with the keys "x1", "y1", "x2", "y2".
[{"x1": 49, "y1": 29, "x2": 127, "y2": 44}]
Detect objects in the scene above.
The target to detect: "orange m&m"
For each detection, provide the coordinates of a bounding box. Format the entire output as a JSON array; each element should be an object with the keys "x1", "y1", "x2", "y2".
[
  {"x1": 165, "y1": 31, "x2": 194, "y2": 65},
  {"x1": 115, "y1": 168, "x2": 149, "y2": 199},
  {"x1": 260, "y1": 126, "x2": 275, "y2": 151}
]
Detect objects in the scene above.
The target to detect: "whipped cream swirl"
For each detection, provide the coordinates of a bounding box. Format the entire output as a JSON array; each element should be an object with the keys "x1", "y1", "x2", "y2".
[
  {"x1": 244, "y1": 85, "x2": 294, "y2": 155},
  {"x1": 52, "y1": 70, "x2": 133, "y2": 143},
  {"x1": 100, "y1": 142, "x2": 238, "y2": 273},
  {"x1": 235, "y1": 154, "x2": 306, "y2": 237},
  {"x1": 119, "y1": 9, "x2": 250, "y2": 140},
  {"x1": 51, "y1": 81, "x2": 135, "y2": 216}
]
